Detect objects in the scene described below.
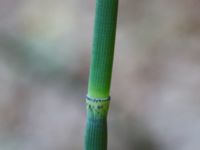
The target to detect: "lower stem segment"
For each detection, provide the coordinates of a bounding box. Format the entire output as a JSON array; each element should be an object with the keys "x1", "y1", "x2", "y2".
[
  {"x1": 85, "y1": 118, "x2": 108, "y2": 150},
  {"x1": 84, "y1": 97, "x2": 110, "y2": 150}
]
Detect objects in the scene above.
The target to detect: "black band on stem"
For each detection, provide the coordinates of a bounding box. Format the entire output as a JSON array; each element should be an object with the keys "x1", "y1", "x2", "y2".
[{"x1": 86, "y1": 95, "x2": 111, "y2": 102}]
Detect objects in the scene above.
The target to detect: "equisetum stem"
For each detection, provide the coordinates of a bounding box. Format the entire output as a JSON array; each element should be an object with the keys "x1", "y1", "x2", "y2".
[{"x1": 85, "y1": 0, "x2": 118, "y2": 150}]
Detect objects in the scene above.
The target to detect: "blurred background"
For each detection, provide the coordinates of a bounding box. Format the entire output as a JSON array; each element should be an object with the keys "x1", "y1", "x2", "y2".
[{"x1": 0, "y1": 0, "x2": 200, "y2": 149}]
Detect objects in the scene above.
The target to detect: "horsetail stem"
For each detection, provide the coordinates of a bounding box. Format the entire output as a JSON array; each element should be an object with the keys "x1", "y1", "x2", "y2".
[
  {"x1": 85, "y1": 0, "x2": 118, "y2": 150},
  {"x1": 88, "y1": 0, "x2": 118, "y2": 98}
]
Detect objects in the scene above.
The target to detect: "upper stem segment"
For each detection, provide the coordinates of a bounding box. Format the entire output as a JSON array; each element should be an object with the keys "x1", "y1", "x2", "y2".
[{"x1": 88, "y1": 0, "x2": 119, "y2": 98}]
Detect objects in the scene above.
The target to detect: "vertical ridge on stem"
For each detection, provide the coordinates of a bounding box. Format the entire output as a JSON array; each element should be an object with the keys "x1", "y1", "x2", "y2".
[{"x1": 85, "y1": 0, "x2": 118, "y2": 150}]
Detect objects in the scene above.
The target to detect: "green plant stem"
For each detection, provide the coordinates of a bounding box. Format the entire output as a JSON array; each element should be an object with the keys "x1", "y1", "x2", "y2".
[
  {"x1": 85, "y1": 0, "x2": 118, "y2": 150},
  {"x1": 88, "y1": 0, "x2": 118, "y2": 98}
]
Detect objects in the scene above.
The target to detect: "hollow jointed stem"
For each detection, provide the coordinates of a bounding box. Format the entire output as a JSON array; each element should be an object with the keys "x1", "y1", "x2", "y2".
[{"x1": 85, "y1": 0, "x2": 118, "y2": 150}]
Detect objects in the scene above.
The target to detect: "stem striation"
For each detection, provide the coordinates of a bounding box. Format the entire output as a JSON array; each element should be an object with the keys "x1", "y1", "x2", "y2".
[{"x1": 85, "y1": 0, "x2": 118, "y2": 150}]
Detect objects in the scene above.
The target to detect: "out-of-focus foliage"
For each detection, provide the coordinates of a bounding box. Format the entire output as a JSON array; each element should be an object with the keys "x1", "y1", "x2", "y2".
[{"x1": 0, "y1": 0, "x2": 200, "y2": 149}]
